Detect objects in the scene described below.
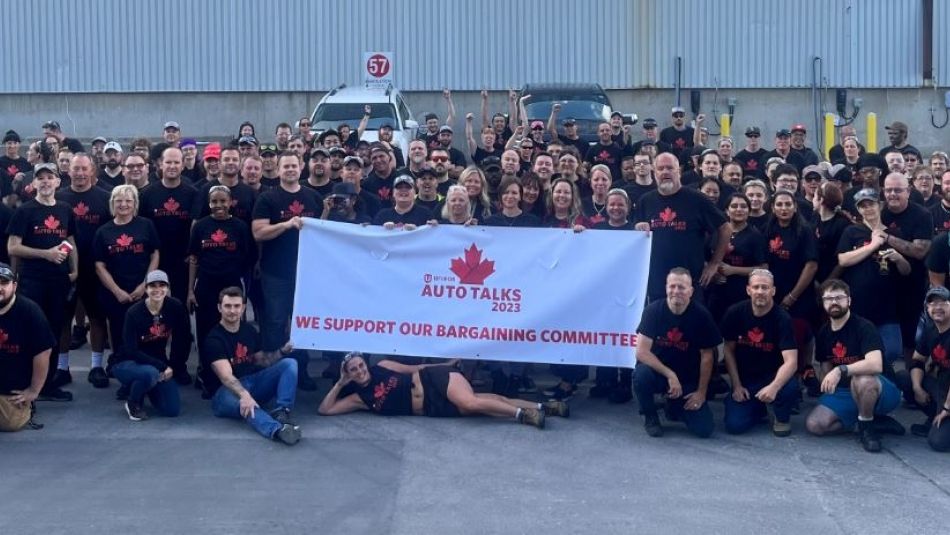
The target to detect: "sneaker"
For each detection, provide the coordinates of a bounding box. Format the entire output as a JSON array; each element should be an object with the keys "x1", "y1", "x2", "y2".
[
  {"x1": 873, "y1": 414, "x2": 906, "y2": 436},
  {"x1": 125, "y1": 401, "x2": 147, "y2": 421},
  {"x1": 115, "y1": 384, "x2": 130, "y2": 400},
  {"x1": 52, "y1": 369, "x2": 73, "y2": 388},
  {"x1": 270, "y1": 407, "x2": 294, "y2": 425},
  {"x1": 69, "y1": 324, "x2": 88, "y2": 350},
  {"x1": 607, "y1": 385, "x2": 633, "y2": 404},
  {"x1": 802, "y1": 369, "x2": 821, "y2": 398},
  {"x1": 173, "y1": 369, "x2": 193, "y2": 386},
  {"x1": 911, "y1": 420, "x2": 933, "y2": 438},
  {"x1": 297, "y1": 375, "x2": 318, "y2": 392},
  {"x1": 87, "y1": 367, "x2": 109, "y2": 389},
  {"x1": 644, "y1": 412, "x2": 664, "y2": 437},
  {"x1": 518, "y1": 407, "x2": 545, "y2": 429},
  {"x1": 274, "y1": 423, "x2": 301, "y2": 445},
  {"x1": 542, "y1": 400, "x2": 570, "y2": 418},
  {"x1": 772, "y1": 419, "x2": 792, "y2": 437},
  {"x1": 37, "y1": 387, "x2": 72, "y2": 402},
  {"x1": 588, "y1": 382, "x2": 613, "y2": 399},
  {"x1": 857, "y1": 420, "x2": 882, "y2": 453}
]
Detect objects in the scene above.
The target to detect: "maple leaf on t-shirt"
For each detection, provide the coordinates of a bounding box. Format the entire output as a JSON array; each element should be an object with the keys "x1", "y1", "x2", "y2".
[
  {"x1": 6, "y1": 164, "x2": 18, "y2": 177},
  {"x1": 0, "y1": 329, "x2": 7, "y2": 344},
  {"x1": 149, "y1": 323, "x2": 165, "y2": 337},
  {"x1": 378, "y1": 187, "x2": 391, "y2": 200},
  {"x1": 73, "y1": 202, "x2": 89, "y2": 216},
  {"x1": 933, "y1": 344, "x2": 947, "y2": 365},
  {"x1": 667, "y1": 327, "x2": 683, "y2": 343},
  {"x1": 769, "y1": 236, "x2": 784, "y2": 253},
  {"x1": 450, "y1": 243, "x2": 495, "y2": 285},
  {"x1": 43, "y1": 215, "x2": 60, "y2": 230},
  {"x1": 234, "y1": 342, "x2": 248, "y2": 363},
  {"x1": 116, "y1": 233, "x2": 134, "y2": 247},
  {"x1": 210, "y1": 229, "x2": 228, "y2": 243},
  {"x1": 659, "y1": 207, "x2": 677, "y2": 223},
  {"x1": 832, "y1": 342, "x2": 847, "y2": 360},
  {"x1": 288, "y1": 200, "x2": 305, "y2": 216},
  {"x1": 163, "y1": 198, "x2": 180, "y2": 212},
  {"x1": 746, "y1": 160, "x2": 758, "y2": 170},
  {"x1": 747, "y1": 327, "x2": 764, "y2": 344}
]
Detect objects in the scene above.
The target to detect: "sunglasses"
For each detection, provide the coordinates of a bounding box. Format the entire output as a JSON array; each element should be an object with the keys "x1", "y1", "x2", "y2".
[
  {"x1": 430, "y1": 156, "x2": 448, "y2": 163},
  {"x1": 260, "y1": 144, "x2": 277, "y2": 152},
  {"x1": 672, "y1": 113, "x2": 686, "y2": 118}
]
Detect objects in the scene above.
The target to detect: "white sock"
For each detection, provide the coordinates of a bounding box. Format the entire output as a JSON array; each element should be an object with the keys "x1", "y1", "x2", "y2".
[
  {"x1": 536, "y1": 402, "x2": 543, "y2": 410},
  {"x1": 857, "y1": 415, "x2": 873, "y2": 422},
  {"x1": 91, "y1": 352, "x2": 104, "y2": 368},
  {"x1": 57, "y1": 353, "x2": 69, "y2": 370},
  {"x1": 515, "y1": 408, "x2": 523, "y2": 421}
]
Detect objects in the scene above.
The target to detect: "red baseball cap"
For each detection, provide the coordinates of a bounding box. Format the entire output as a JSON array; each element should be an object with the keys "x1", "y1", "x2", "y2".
[
  {"x1": 203, "y1": 142, "x2": 221, "y2": 160},
  {"x1": 790, "y1": 123, "x2": 807, "y2": 133}
]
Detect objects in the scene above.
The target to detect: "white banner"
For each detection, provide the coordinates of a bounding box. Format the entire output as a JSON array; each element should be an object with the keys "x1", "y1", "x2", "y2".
[{"x1": 291, "y1": 220, "x2": 651, "y2": 367}]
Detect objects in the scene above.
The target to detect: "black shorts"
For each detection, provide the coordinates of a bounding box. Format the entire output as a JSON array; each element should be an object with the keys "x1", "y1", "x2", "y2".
[
  {"x1": 68, "y1": 266, "x2": 104, "y2": 321},
  {"x1": 420, "y1": 366, "x2": 461, "y2": 418}
]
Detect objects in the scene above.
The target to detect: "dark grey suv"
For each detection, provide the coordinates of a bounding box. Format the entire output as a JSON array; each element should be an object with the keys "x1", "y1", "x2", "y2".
[{"x1": 519, "y1": 83, "x2": 614, "y2": 145}]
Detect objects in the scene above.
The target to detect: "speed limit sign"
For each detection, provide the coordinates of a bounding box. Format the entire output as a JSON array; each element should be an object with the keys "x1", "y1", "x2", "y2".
[{"x1": 363, "y1": 51, "x2": 394, "y2": 88}]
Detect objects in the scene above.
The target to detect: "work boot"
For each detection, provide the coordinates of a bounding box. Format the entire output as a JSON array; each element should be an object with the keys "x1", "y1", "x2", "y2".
[
  {"x1": 542, "y1": 400, "x2": 570, "y2": 418},
  {"x1": 644, "y1": 412, "x2": 663, "y2": 437},
  {"x1": 518, "y1": 408, "x2": 545, "y2": 429},
  {"x1": 857, "y1": 420, "x2": 882, "y2": 453}
]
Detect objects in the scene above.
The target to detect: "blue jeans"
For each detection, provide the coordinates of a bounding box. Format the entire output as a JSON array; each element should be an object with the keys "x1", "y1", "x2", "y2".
[
  {"x1": 723, "y1": 377, "x2": 800, "y2": 434},
  {"x1": 211, "y1": 358, "x2": 298, "y2": 438},
  {"x1": 877, "y1": 323, "x2": 902, "y2": 368},
  {"x1": 260, "y1": 272, "x2": 295, "y2": 352},
  {"x1": 112, "y1": 361, "x2": 181, "y2": 417},
  {"x1": 632, "y1": 364, "x2": 713, "y2": 438}
]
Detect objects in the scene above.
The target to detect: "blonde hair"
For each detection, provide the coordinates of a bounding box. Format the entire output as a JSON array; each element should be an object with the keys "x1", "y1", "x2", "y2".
[
  {"x1": 459, "y1": 166, "x2": 492, "y2": 218},
  {"x1": 441, "y1": 185, "x2": 472, "y2": 222},
  {"x1": 109, "y1": 184, "x2": 140, "y2": 216}
]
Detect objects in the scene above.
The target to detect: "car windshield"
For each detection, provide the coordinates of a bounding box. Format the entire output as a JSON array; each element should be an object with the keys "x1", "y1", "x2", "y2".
[
  {"x1": 524, "y1": 100, "x2": 610, "y2": 123},
  {"x1": 311, "y1": 104, "x2": 398, "y2": 131}
]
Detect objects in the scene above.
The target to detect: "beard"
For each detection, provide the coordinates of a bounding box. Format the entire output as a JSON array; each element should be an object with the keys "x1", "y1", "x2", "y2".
[{"x1": 826, "y1": 305, "x2": 847, "y2": 319}]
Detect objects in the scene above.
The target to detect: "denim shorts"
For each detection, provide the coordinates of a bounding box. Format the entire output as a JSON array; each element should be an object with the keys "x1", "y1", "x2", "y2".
[{"x1": 818, "y1": 375, "x2": 900, "y2": 428}]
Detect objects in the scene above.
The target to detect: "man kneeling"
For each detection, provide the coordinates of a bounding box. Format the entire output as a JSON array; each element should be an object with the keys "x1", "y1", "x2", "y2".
[
  {"x1": 202, "y1": 287, "x2": 301, "y2": 445},
  {"x1": 318, "y1": 352, "x2": 568, "y2": 428}
]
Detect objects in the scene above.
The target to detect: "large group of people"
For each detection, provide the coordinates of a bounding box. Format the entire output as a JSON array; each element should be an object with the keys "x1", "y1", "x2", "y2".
[{"x1": 0, "y1": 95, "x2": 948, "y2": 454}]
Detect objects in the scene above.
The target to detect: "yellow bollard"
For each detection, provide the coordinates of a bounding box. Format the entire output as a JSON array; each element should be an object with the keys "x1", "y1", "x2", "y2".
[
  {"x1": 720, "y1": 114, "x2": 730, "y2": 139},
  {"x1": 866, "y1": 112, "x2": 877, "y2": 153},
  {"x1": 824, "y1": 113, "x2": 835, "y2": 161}
]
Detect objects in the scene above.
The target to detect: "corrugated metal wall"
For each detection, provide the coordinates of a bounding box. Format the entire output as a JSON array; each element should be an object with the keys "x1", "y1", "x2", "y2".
[
  {"x1": 0, "y1": 0, "x2": 930, "y2": 93},
  {"x1": 935, "y1": 0, "x2": 950, "y2": 87}
]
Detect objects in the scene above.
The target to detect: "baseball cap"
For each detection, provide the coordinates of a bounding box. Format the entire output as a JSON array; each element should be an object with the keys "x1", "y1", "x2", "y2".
[
  {"x1": 418, "y1": 165, "x2": 437, "y2": 177},
  {"x1": 238, "y1": 136, "x2": 258, "y2": 146},
  {"x1": 379, "y1": 122, "x2": 394, "y2": 130},
  {"x1": 926, "y1": 286, "x2": 950, "y2": 302},
  {"x1": 802, "y1": 165, "x2": 826, "y2": 180},
  {"x1": 203, "y1": 142, "x2": 222, "y2": 160},
  {"x1": 610, "y1": 111, "x2": 623, "y2": 118},
  {"x1": 671, "y1": 106, "x2": 686, "y2": 115},
  {"x1": 827, "y1": 164, "x2": 853, "y2": 183},
  {"x1": 642, "y1": 118, "x2": 658, "y2": 129},
  {"x1": 42, "y1": 120, "x2": 61, "y2": 130},
  {"x1": 776, "y1": 129, "x2": 791, "y2": 138},
  {"x1": 857, "y1": 152, "x2": 885, "y2": 171},
  {"x1": 885, "y1": 121, "x2": 908, "y2": 133},
  {"x1": 343, "y1": 155, "x2": 363, "y2": 167},
  {"x1": 791, "y1": 123, "x2": 807, "y2": 133},
  {"x1": 530, "y1": 120, "x2": 545, "y2": 130},
  {"x1": 104, "y1": 141, "x2": 123, "y2": 153},
  {"x1": 146, "y1": 270, "x2": 170, "y2": 285},
  {"x1": 744, "y1": 126, "x2": 761, "y2": 137},
  {"x1": 393, "y1": 175, "x2": 415, "y2": 188},
  {"x1": 179, "y1": 138, "x2": 197, "y2": 149},
  {"x1": 34, "y1": 162, "x2": 59, "y2": 176},
  {"x1": 424, "y1": 113, "x2": 438, "y2": 122},
  {"x1": 563, "y1": 117, "x2": 577, "y2": 126},
  {"x1": 2, "y1": 130, "x2": 21, "y2": 144},
  {"x1": 163, "y1": 121, "x2": 180, "y2": 131},
  {"x1": 310, "y1": 147, "x2": 330, "y2": 158},
  {"x1": 439, "y1": 125, "x2": 454, "y2": 134},
  {"x1": 259, "y1": 143, "x2": 278, "y2": 156},
  {"x1": 331, "y1": 182, "x2": 358, "y2": 197},
  {"x1": 853, "y1": 188, "x2": 879, "y2": 205},
  {"x1": 328, "y1": 147, "x2": 347, "y2": 157},
  {"x1": 91, "y1": 136, "x2": 107, "y2": 145},
  {"x1": 369, "y1": 143, "x2": 391, "y2": 155},
  {"x1": 0, "y1": 262, "x2": 16, "y2": 282}
]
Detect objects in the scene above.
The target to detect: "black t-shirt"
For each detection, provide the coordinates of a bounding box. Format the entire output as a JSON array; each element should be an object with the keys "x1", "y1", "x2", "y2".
[
  {"x1": 371, "y1": 204, "x2": 433, "y2": 227},
  {"x1": 836, "y1": 225, "x2": 900, "y2": 325},
  {"x1": 55, "y1": 186, "x2": 111, "y2": 269},
  {"x1": 302, "y1": 178, "x2": 335, "y2": 199},
  {"x1": 188, "y1": 216, "x2": 256, "y2": 280},
  {"x1": 733, "y1": 149, "x2": 768, "y2": 180},
  {"x1": 558, "y1": 136, "x2": 591, "y2": 158},
  {"x1": 915, "y1": 324, "x2": 950, "y2": 371},
  {"x1": 355, "y1": 189, "x2": 382, "y2": 219},
  {"x1": 96, "y1": 169, "x2": 123, "y2": 191},
  {"x1": 593, "y1": 220, "x2": 636, "y2": 231},
  {"x1": 879, "y1": 143, "x2": 920, "y2": 157},
  {"x1": 815, "y1": 314, "x2": 882, "y2": 388},
  {"x1": 882, "y1": 203, "x2": 933, "y2": 296},
  {"x1": 363, "y1": 170, "x2": 398, "y2": 207},
  {"x1": 764, "y1": 221, "x2": 818, "y2": 317},
  {"x1": 484, "y1": 212, "x2": 541, "y2": 228},
  {"x1": 789, "y1": 146, "x2": 820, "y2": 168},
  {"x1": 354, "y1": 365, "x2": 414, "y2": 415},
  {"x1": 490, "y1": 126, "x2": 514, "y2": 151},
  {"x1": 634, "y1": 187, "x2": 726, "y2": 298},
  {"x1": 92, "y1": 217, "x2": 161, "y2": 292},
  {"x1": 260, "y1": 176, "x2": 280, "y2": 191},
  {"x1": 721, "y1": 300, "x2": 797, "y2": 385},
  {"x1": 0, "y1": 156, "x2": 29, "y2": 198},
  {"x1": 581, "y1": 197, "x2": 609, "y2": 227},
  {"x1": 659, "y1": 126, "x2": 694, "y2": 159},
  {"x1": 926, "y1": 231, "x2": 950, "y2": 286},
  {"x1": 252, "y1": 186, "x2": 323, "y2": 280},
  {"x1": 472, "y1": 146, "x2": 504, "y2": 166},
  {"x1": 7, "y1": 199, "x2": 76, "y2": 279},
  {"x1": 0, "y1": 296, "x2": 56, "y2": 394},
  {"x1": 759, "y1": 150, "x2": 805, "y2": 173},
  {"x1": 191, "y1": 180, "x2": 258, "y2": 226},
  {"x1": 637, "y1": 299, "x2": 722, "y2": 386},
  {"x1": 584, "y1": 142, "x2": 623, "y2": 180},
  {"x1": 200, "y1": 322, "x2": 265, "y2": 395},
  {"x1": 829, "y1": 142, "x2": 865, "y2": 164},
  {"x1": 0, "y1": 201, "x2": 12, "y2": 263},
  {"x1": 711, "y1": 224, "x2": 767, "y2": 308},
  {"x1": 814, "y1": 214, "x2": 852, "y2": 283},
  {"x1": 629, "y1": 139, "x2": 672, "y2": 157},
  {"x1": 618, "y1": 180, "x2": 656, "y2": 211},
  {"x1": 139, "y1": 181, "x2": 199, "y2": 269},
  {"x1": 118, "y1": 297, "x2": 191, "y2": 370}
]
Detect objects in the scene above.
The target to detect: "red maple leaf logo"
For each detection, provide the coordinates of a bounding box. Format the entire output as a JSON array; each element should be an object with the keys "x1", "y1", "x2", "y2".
[
  {"x1": 943, "y1": 220, "x2": 950, "y2": 230},
  {"x1": 747, "y1": 160, "x2": 758, "y2": 170},
  {"x1": 116, "y1": 233, "x2": 134, "y2": 247},
  {"x1": 589, "y1": 213, "x2": 605, "y2": 225},
  {"x1": 6, "y1": 164, "x2": 17, "y2": 177},
  {"x1": 149, "y1": 323, "x2": 165, "y2": 337},
  {"x1": 667, "y1": 327, "x2": 683, "y2": 343},
  {"x1": 288, "y1": 200, "x2": 305, "y2": 216},
  {"x1": 378, "y1": 186, "x2": 391, "y2": 200},
  {"x1": 44, "y1": 215, "x2": 60, "y2": 230},
  {"x1": 73, "y1": 202, "x2": 89, "y2": 216},
  {"x1": 373, "y1": 383, "x2": 386, "y2": 400},
  {"x1": 933, "y1": 344, "x2": 947, "y2": 364},
  {"x1": 659, "y1": 207, "x2": 677, "y2": 222},
  {"x1": 747, "y1": 327, "x2": 764, "y2": 344},
  {"x1": 0, "y1": 329, "x2": 7, "y2": 344},
  {"x1": 210, "y1": 229, "x2": 228, "y2": 243},
  {"x1": 769, "y1": 235, "x2": 784, "y2": 253},
  {"x1": 832, "y1": 342, "x2": 847, "y2": 360},
  {"x1": 163, "y1": 198, "x2": 180, "y2": 212},
  {"x1": 234, "y1": 342, "x2": 248, "y2": 363},
  {"x1": 450, "y1": 243, "x2": 495, "y2": 285},
  {"x1": 597, "y1": 150, "x2": 610, "y2": 161},
  {"x1": 674, "y1": 138, "x2": 686, "y2": 149}
]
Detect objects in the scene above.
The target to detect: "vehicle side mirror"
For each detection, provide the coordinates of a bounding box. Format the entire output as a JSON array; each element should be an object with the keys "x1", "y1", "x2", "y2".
[
  {"x1": 622, "y1": 113, "x2": 638, "y2": 126},
  {"x1": 404, "y1": 119, "x2": 418, "y2": 129}
]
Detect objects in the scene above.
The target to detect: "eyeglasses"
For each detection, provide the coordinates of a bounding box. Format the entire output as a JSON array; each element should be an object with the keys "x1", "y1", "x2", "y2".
[
  {"x1": 430, "y1": 157, "x2": 448, "y2": 163},
  {"x1": 521, "y1": 145, "x2": 534, "y2": 150},
  {"x1": 821, "y1": 295, "x2": 849, "y2": 303},
  {"x1": 124, "y1": 163, "x2": 146, "y2": 170},
  {"x1": 633, "y1": 161, "x2": 649, "y2": 166},
  {"x1": 927, "y1": 299, "x2": 949, "y2": 307},
  {"x1": 883, "y1": 188, "x2": 906, "y2": 194},
  {"x1": 672, "y1": 113, "x2": 686, "y2": 118},
  {"x1": 300, "y1": 123, "x2": 311, "y2": 127}
]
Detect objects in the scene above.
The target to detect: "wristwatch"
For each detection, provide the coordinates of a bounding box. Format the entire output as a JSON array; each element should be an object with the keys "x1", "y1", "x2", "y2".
[{"x1": 837, "y1": 364, "x2": 849, "y2": 378}]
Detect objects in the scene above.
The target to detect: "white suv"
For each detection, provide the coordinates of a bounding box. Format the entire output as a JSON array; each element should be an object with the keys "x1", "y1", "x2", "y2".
[{"x1": 309, "y1": 84, "x2": 418, "y2": 156}]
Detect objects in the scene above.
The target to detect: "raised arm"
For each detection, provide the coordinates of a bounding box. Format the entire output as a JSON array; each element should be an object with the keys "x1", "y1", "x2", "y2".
[
  {"x1": 443, "y1": 89, "x2": 456, "y2": 127},
  {"x1": 465, "y1": 113, "x2": 478, "y2": 156}
]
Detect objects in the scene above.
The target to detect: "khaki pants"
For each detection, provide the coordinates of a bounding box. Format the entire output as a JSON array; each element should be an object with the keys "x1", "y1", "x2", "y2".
[{"x1": 0, "y1": 395, "x2": 30, "y2": 432}]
